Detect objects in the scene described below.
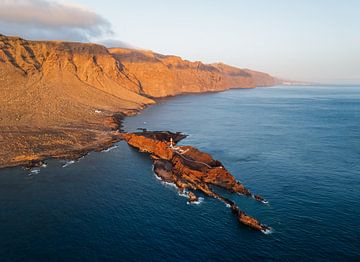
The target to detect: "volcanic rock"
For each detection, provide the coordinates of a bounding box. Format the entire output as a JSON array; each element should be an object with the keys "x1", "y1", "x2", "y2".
[{"x1": 123, "y1": 130, "x2": 269, "y2": 232}]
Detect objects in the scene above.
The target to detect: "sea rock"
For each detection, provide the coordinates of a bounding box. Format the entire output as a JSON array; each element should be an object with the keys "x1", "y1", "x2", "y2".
[
  {"x1": 123, "y1": 130, "x2": 269, "y2": 232},
  {"x1": 187, "y1": 191, "x2": 198, "y2": 203}
]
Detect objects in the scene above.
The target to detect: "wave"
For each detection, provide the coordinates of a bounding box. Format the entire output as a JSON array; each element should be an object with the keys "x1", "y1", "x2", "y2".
[
  {"x1": 152, "y1": 171, "x2": 203, "y2": 205},
  {"x1": 252, "y1": 194, "x2": 269, "y2": 204},
  {"x1": 153, "y1": 171, "x2": 165, "y2": 182},
  {"x1": 187, "y1": 197, "x2": 204, "y2": 205},
  {"x1": 178, "y1": 189, "x2": 189, "y2": 198},
  {"x1": 162, "y1": 180, "x2": 178, "y2": 189},
  {"x1": 102, "y1": 145, "x2": 118, "y2": 152},
  {"x1": 261, "y1": 227, "x2": 273, "y2": 235},
  {"x1": 154, "y1": 173, "x2": 163, "y2": 181},
  {"x1": 28, "y1": 169, "x2": 40, "y2": 176},
  {"x1": 62, "y1": 160, "x2": 75, "y2": 168},
  {"x1": 153, "y1": 172, "x2": 178, "y2": 189}
]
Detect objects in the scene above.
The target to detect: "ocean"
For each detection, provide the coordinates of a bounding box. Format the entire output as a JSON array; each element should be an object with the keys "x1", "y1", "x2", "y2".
[{"x1": 0, "y1": 85, "x2": 359, "y2": 261}]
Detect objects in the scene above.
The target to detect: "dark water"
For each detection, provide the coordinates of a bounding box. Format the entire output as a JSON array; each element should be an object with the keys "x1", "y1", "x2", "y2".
[{"x1": 1, "y1": 86, "x2": 359, "y2": 261}]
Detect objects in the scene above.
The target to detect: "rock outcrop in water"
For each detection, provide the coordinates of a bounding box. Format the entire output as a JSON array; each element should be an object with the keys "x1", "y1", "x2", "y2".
[
  {"x1": 123, "y1": 130, "x2": 269, "y2": 232},
  {"x1": 0, "y1": 33, "x2": 280, "y2": 168}
]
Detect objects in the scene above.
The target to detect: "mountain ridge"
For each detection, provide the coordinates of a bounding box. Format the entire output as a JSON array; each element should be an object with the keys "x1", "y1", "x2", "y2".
[{"x1": 0, "y1": 34, "x2": 282, "y2": 168}]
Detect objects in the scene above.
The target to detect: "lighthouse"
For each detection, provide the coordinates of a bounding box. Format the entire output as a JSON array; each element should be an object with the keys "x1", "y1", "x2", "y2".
[{"x1": 170, "y1": 137, "x2": 174, "y2": 148}]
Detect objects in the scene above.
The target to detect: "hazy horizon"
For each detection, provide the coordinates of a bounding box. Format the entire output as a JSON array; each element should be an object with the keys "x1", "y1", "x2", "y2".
[{"x1": 0, "y1": 0, "x2": 359, "y2": 85}]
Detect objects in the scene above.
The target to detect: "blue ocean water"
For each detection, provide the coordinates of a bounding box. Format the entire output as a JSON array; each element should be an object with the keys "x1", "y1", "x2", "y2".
[{"x1": 0, "y1": 86, "x2": 359, "y2": 261}]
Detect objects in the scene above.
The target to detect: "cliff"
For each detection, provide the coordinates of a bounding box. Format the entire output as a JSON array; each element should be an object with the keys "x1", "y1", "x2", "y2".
[
  {"x1": 109, "y1": 48, "x2": 280, "y2": 97},
  {"x1": 0, "y1": 34, "x2": 154, "y2": 167},
  {"x1": 0, "y1": 34, "x2": 280, "y2": 168}
]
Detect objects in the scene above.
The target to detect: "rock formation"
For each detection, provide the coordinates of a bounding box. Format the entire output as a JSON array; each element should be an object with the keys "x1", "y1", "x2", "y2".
[
  {"x1": 109, "y1": 48, "x2": 281, "y2": 97},
  {"x1": 123, "y1": 130, "x2": 269, "y2": 232},
  {"x1": 0, "y1": 33, "x2": 281, "y2": 168}
]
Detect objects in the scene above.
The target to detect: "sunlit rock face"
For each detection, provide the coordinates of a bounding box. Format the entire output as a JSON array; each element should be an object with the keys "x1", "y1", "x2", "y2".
[
  {"x1": 123, "y1": 130, "x2": 269, "y2": 232},
  {"x1": 110, "y1": 48, "x2": 280, "y2": 97},
  {"x1": 0, "y1": 34, "x2": 279, "y2": 168}
]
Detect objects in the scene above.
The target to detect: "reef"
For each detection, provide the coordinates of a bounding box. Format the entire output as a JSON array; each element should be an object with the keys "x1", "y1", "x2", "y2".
[{"x1": 123, "y1": 130, "x2": 269, "y2": 232}]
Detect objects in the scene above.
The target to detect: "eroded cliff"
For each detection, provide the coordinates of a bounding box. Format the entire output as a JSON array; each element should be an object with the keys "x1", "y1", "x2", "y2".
[
  {"x1": 109, "y1": 48, "x2": 280, "y2": 97},
  {"x1": 0, "y1": 34, "x2": 280, "y2": 168}
]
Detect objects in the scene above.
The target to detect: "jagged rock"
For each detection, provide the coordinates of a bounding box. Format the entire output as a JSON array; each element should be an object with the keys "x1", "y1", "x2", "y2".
[
  {"x1": 123, "y1": 130, "x2": 269, "y2": 232},
  {"x1": 187, "y1": 191, "x2": 198, "y2": 203}
]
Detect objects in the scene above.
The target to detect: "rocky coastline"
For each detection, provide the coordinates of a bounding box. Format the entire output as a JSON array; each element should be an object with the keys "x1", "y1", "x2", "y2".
[
  {"x1": 123, "y1": 130, "x2": 269, "y2": 232},
  {"x1": 0, "y1": 34, "x2": 280, "y2": 169}
]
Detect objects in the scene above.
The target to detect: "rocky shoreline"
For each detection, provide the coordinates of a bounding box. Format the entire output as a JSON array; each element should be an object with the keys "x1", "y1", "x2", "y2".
[
  {"x1": 3, "y1": 110, "x2": 271, "y2": 232},
  {"x1": 123, "y1": 130, "x2": 269, "y2": 232},
  {"x1": 0, "y1": 34, "x2": 280, "y2": 169},
  {"x1": 0, "y1": 113, "x2": 125, "y2": 169}
]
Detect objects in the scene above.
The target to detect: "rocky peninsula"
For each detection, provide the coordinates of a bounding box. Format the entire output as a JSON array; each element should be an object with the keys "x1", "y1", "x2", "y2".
[{"x1": 123, "y1": 130, "x2": 269, "y2": 232}]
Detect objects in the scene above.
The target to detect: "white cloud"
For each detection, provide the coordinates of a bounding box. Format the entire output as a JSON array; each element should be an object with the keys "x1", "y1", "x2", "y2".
[
  {"x1": 98, "y1": 39, "x2": 136, "y2": 49},
  {"x1": 0, "y1": 0, "x2": 113, "y2": 41}
]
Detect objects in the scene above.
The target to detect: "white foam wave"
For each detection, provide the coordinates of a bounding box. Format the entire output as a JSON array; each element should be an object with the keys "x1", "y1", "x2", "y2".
[
  {"x1": 27, "y1": 169, "x2": 40, "y2": 176},
  {"x1": 178, "y1": 190, "x2": 189, "y2": 198},
  {"x1": 261, "y1": 227, "x2": 273, "y2": 235},
  {"x1": 102, "y1": 145, "x2": 118, "y2": 152},
  {"x1": 62, "y1": 160, "x2": 75, "y2": 168},
  {"x1": 153, "y1": 173, "x2": 163, "y2": 181},
  {"x1": 162, "y1": 181, "x2": 178, "y2": 189},
  {"x1": 153, "y1": 172, "x2": 203, "y2": 204},
  {"x1": 153, "y1": 173, "x2": 178, "y2": 189},
  {"x1": 252, "y1": 194, "x2": 269, "y2": 205},
  {"x1": 187, "y1": 197, "x2": 204, "y2": 205}
]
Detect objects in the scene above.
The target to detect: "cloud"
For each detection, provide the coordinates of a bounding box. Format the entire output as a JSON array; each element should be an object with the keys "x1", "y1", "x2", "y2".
[
  {"x1": 0, "y1": 0, "x2": 113, "y2": 41},
  {"x1": 98, "y1": 39, "x2": 136, "y2": 49}
]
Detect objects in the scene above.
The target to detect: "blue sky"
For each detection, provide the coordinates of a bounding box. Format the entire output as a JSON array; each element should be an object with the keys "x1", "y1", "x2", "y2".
[{"x1": 1, "y1": 0, "x2": 359, "y2": 84}]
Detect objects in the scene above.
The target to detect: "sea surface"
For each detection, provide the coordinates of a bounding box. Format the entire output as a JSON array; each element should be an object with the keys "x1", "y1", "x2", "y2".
[{"x1": 1, "y1": 86, "x2": 359, "y2": 261}]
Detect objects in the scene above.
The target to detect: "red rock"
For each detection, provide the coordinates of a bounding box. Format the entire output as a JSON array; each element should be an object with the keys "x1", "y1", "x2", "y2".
[
  {"x1": 187, "y1": 192, "x2": 198, "y2": 203},
  {"x1": 124, "y1": 130, "x2": 269, "y2": 232}
]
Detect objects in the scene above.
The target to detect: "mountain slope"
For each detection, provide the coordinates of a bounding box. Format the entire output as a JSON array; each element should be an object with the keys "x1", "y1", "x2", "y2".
[
  {"x1": 109, "y1": 48, "x2": 279, "y2": 97},
  {"x1": 0, "y1": 34, "x2": 281, "y2": 168}
]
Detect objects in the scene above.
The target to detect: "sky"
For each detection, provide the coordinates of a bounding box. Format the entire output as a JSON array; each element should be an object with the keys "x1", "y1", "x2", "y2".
[{"x1": 0, "y1": 0, "x2": 359, "y2": 84}]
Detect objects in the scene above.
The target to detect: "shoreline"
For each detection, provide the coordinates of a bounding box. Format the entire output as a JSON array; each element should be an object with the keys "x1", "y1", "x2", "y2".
[
  {"x1": 0, "y1": 86, "x2": 277, "y2": 170},
  {"x1": 0, "y1": 113, "x2": 126, "y2": 170}
]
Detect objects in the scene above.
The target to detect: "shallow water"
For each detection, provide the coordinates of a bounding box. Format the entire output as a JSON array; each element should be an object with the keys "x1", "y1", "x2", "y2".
[{"x1": 1, "y1": 86, "x2": 359, "y2": 261}]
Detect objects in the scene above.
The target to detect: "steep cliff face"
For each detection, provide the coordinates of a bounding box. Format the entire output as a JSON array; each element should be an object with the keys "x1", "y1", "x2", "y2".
[
  {"x1": 213, "y1": 63, "x2": 281, "y2": 87},
  {"x1": 0, "y1": 34, "x2": 153, "y2": 123},
  {"x1": 0, "y1": 34, "x2": 280, "y2": 168},
  {"x1": 0, "y1": 34, "x2": 153, "y2": 167},
  {"x1": 243, "y1": 68, "x2": 281, "y2": 87},
  {"x1": 110, "y1": 48, "x2": 279, "y2": 97}
]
